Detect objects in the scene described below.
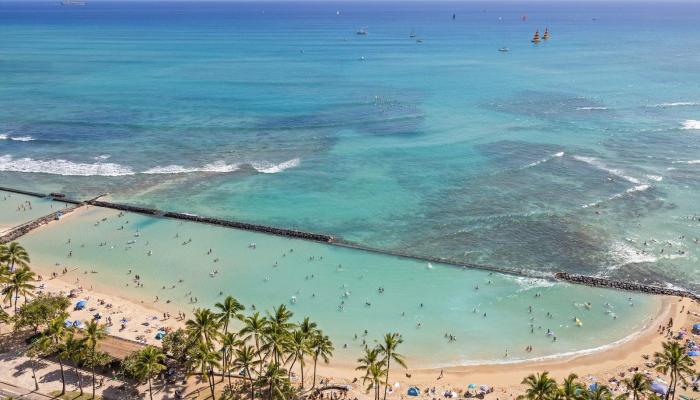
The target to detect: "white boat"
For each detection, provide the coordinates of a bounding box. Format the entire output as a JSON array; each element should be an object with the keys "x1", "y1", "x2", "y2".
[
  {"x1": 498, "y1": 47, "x2": 509, "y2": 52},
  {"x1": 61, "y1": 0, "x2": 86, "y2": 5},
  {"x1": 356, "y1": 28, "x2": 368, "y2": 35}
]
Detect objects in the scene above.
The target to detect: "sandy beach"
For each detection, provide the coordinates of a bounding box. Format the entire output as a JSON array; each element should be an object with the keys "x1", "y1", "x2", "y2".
[{"x1": 26, "y1": 269, "x2": 700, "y2": 399}]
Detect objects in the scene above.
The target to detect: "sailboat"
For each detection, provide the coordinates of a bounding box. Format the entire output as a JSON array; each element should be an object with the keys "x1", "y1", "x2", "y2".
[
  {"x1": 531, "y1": 30, "x2": 541, "y2": 43},
  {"x1": 410, "y1": 30, "x2": 416, "y2": 38},
  {"x1": 543, "y1": 28, "x2": 550, "y2": 40}
]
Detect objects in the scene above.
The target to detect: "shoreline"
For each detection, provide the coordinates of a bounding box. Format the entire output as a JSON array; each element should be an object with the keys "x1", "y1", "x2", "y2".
[
  {"x1": 31, "y1": 273, "x2": 700, "y2": 399},
  {"x1": 35, "y1": 269, "x2": 685, "y2": 371}
]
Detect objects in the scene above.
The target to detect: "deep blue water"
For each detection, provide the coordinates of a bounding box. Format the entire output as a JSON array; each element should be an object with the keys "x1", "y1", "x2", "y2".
[{"x1": 1, "y1": 1, "x2": 700, "y2": 291}]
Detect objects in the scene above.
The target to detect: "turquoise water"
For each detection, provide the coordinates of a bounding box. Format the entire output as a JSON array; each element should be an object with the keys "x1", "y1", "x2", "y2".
[
  {"x1": 1, "y1": 3, "x2": 700, "y2": 287},
  {"x1": 17, "y1": 206, "x2": 658, "y2": 366},
  {"x1": 0, "y1": 191, "x2": 67, "y2": 232}
]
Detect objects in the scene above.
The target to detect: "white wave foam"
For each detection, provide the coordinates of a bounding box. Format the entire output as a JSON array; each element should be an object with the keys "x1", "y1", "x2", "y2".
[
  {"x1": 10, "y1": 136, "x2": 34, "y2": 141},
  {"x1": 521, "y1": 151, "x2": 564, "y2": 170},
  {"x1": 93, "y1": 154, "x2": 111, "y2": 160},
  {"x1": 608, "y1": 241, "x2": 657, "y2": 269},
  {"x1": 143, "y1": 160, "x2": 240, "y2": 174},
  {"x1": 681, "y1": 120, "x2": 700, "y2": 130},
  {"x1": 582, "y1": 184, "x2": 651, "y2": 208},
  {"x1": 0, "y1": 134, "x2": 34, "y2": 141},
  {"x1": 672, "y1": 159, "x2": 700, "y2": 165},
  {"x1": 572, "y1": 155, "x2": 641, "y2": 184},
  {"x1": 0, "y1": 155, "x2": 135, "y2": 176},
  {"x1": 576, "y1": 106, "x2": 608, "y2": 110},
  {"x1": 502, "y1": 275, "x2": 557, "y2": 292},
  {"x1": 646, "y1": 174, "x2": 663, "y2": 182},
  {"x1": 648, "y1": 102, "x2": 700, "y2": 108},
  {"x1": 253, "y1": 158, "x2": 300, "y2": 174}
]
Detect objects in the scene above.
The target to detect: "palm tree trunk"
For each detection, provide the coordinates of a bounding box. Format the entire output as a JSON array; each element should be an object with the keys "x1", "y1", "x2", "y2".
[
  {"x1": 59, "y1": 359, "x2": 66, "y2": 395},
  {"x1": 288, "y1": 356, "x2": 296, "y2": 379},
  {"x1": 247, "y1": 369, "x2": 254, "y2": 400},
  {"x1": 74, "y1": 365, "x2": 83, "y2": 395},
  {"x1": 149, "y1": 377, "x2": 154, "y2": 400},
  {"x1": 91, "y1": 363, "x2": 96, "y2": 399},
  {"x1": 383, "y1": 358, "x2": 391, "y2": 400},
  {"x1": 670, "y1": 372, "x2": 677, "y2": 400},
  {"x1": 300, "y1": 361, "x2": 305, "y2": 389},
  {"x1": 312, "y1": 356, "x2": 318, "y2": 388},
  {"x1": 30, "y1": 357, "x2": 39, "y2": 391},
  {"x1": 209, "y1": 366, "x2": 217, "y2": 400},
  {"x1": 13, "y1": 291, "x2": 18, "y2": 314}
]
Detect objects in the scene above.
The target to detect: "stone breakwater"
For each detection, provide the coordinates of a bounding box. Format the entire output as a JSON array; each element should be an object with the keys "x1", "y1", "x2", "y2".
[
  {"x1": 554, "y1": 272, "x2": 700, "y2": 302},
  {"x1": 1, "y1": 186, "x2": 698, "y2": 299},
  {"x1": 0, "y1": 203, "x2": 83, "y2": 244},
  {"x1": 85, "y1": 200, "x2": 335, "y2": 243}
]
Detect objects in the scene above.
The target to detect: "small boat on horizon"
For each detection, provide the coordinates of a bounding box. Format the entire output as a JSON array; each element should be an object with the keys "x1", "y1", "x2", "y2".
[
  {"x1": 61, "y1": 0, "x2": 86, "y2": 5},
  {"x1": 531, "y1": 30, "x2": 541, "y2": 43},
  {"x1": 543, "y1": 28, "x2": 550, "y2": 40},
  {"x1": 356, "y1": 28, "x2": 368, "y2": 35},
  {"x1": 410, "y1": 30, "x2": 416, "y2": 38},
  {"x1": 498, "y1": 47, "x2": 509, "y2": 52}
]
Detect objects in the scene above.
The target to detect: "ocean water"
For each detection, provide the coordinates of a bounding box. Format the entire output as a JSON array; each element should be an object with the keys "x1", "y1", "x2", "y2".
[
  {"x1": 17, "y1": 205, "x2": 658, "y2": 366},
  {"x1": 0, "y1": 191, "x2": 68, "y2": 232},
  {"x1": 1, "y1": 1, "x2": 700, "y2": 291}
]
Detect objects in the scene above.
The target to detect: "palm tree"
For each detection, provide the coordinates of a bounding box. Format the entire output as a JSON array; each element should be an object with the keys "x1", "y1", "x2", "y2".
[
  {"x1": 189, "y1": 341, "x2": 222, "y2": 400},
  {"x1": 556, "y1": 373, "x2": 583, "y2": 400},
  {"x1": 286, "y1": 330, "x2": 310, "y2": 387},
  {"x1": 259, "y1": 362, "x2": 289, "y2": 400},
  {"x1": 220, "y1": 331, "x2": 241, "y2": 385},
  {"x1": 263, "y1": 315, "x2": 292, "y2": 366},
  {"x1": 38, "y1": 317, "x2": 69, "y2": 395},
  {"x1": 520, "y1": 372, "x2": 558, "y2": 400},
  {"x1": 654, "y1": 341, "x2": 696, "y2": 400},
  {"x1": 62, "y1": 333, "x2": 86, "y2": 396},
  {"x1": 186, "y1": 308, "x2": 221, "y2": 347},
  {"x1": 134, "y1": 346, "x2": 167, "y2": 400},
  {"x1": 215, "y1": 295, "x2": 245, "y2": 335},
  {"x1": 624, "y1": 372, "x2": 651, "y2": 400},
  {"x1": 241, "y1": 312, "x2": 268, "y2": 371},
  {"x1": 310, "y1": 332, "x2": 333, "y2": 389},
  {"x1": 82, "y1": 320, "x2": 107, "y2": 399},
  {"x1": 378, "y1": 333, "x2": 407, "y2": 400},
  {"x1": 362, "y1": 361, "x2": 387, "y2": 400},
  {"x1": 584, "y1": 385, "x2": 612, "y2": 400},
  {"x1": 233, "y1": 345, "x2": 260, "y2": 399},
  {"x1": 1, "y1": 266, "x2": 36, "y2": 312},
  {"x1": 1, "y1": 242, "x2": 30, "y2": 272}
]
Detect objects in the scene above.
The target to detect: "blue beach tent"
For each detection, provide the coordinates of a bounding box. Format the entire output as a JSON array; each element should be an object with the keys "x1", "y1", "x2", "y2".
[
  {"x1": 588, "y1": 383, "x2": 598, "y2": 391},
  {"x1": 651, "y1": 382, "x2": 668, "y2": 395},
  {"x1": 688, "y1": 350, "x2": 700, "y2": 357},
  {"x1": 64, "y1": 320, "x2": 73, "y2": 328},
  {"x1": 75, "y1": 300, "x2": 87, "y2": 310},
  {"x1": 693, "y1": 323, "x2": 700, "y2": 334},
  {"x1": 407, "y1": 387, "x2": 420, "y2": 396},
  {"x1": 155, "y1": 331, "x2": 166, "y2": 340}
]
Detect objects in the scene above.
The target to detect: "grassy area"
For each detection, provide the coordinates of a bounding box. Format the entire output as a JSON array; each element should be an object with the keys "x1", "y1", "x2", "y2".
[{"x1": 48, "y1": 391, "x2": 103, "y2": 400}]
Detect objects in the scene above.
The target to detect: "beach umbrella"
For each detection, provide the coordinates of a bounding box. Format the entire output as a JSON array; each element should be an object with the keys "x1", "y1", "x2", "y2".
[
  {"x1": 588, "y1": 383, "x2": 598, "y2": 391},
  {"x1": 75, "y1": 300, "x2": 87, "y2": 310},
  {"x1": 687, "y1": 351, "x2": 700, "y2": 357},
  {"x1": 407, "y1": 387, "x2": 420, "y2": 396},
  {"x1": 73, "y1": 320, "x2": 83, "y2": 329},
  {"x1": 64, "y1": 320, "x2": 73, "y2": 328},
  {"x1": 650, "y1": 382, "x2": 668, "y2": 395},
  {"x1": 468, "y1": 384, "x2": 477, "y2": 389},
  {"x1": 480, "y1": 385, "x2": 489, "y2": 392},
  {"x1": 155, "y1": 331, "x2": 166, "y2": 340}
]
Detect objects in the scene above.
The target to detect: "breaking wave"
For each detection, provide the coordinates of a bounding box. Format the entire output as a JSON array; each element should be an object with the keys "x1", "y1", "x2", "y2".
[
  {"x1": 672, "y1": 160, "x2": 700, "y2": 165},
  {"x1": 143, "y1": 160, "x2": 240, "y2": 174},
  {"x1": 582, "y1": 184, "x2": 651, "y2": 208},
  {"x1": 0, "y1": 155, "x2": 135, "y2": 176},
  {"x1": 576, "y1": 106, "x2": 608, "y2": 111},
  {"x1": 647, "y1": 102, "x2": 700, "y2": 108},
  {"x1": 572, "y1": 155, "x2": 641, "y2": 184},
  {"x1": 0, "y1": 134, "x2": 35, "y2": 141},
  {"x1": 681, "y1": 120, "x2": 700, "y2": 130},
  {"x1": 520, "y1": 151, "x2": 564, "y2": 170},
  {"x1": 252, "y1": 158, "x2": 301, "y2": 174},
  {"x1": 606, "y1": 241, "x2": 657, "y2": 270},
  {"x1": 0, "y1": 154, "x2": 301, "y2": 177}
]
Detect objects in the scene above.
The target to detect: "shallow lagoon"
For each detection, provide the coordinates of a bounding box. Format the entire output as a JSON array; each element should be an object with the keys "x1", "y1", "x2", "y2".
[
  {"x1": 16, "y1": 205, "x2": 658, "y2": 367},
  {"x1": 0, "y1": 191, "x2": 68, "y2": 232}
]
